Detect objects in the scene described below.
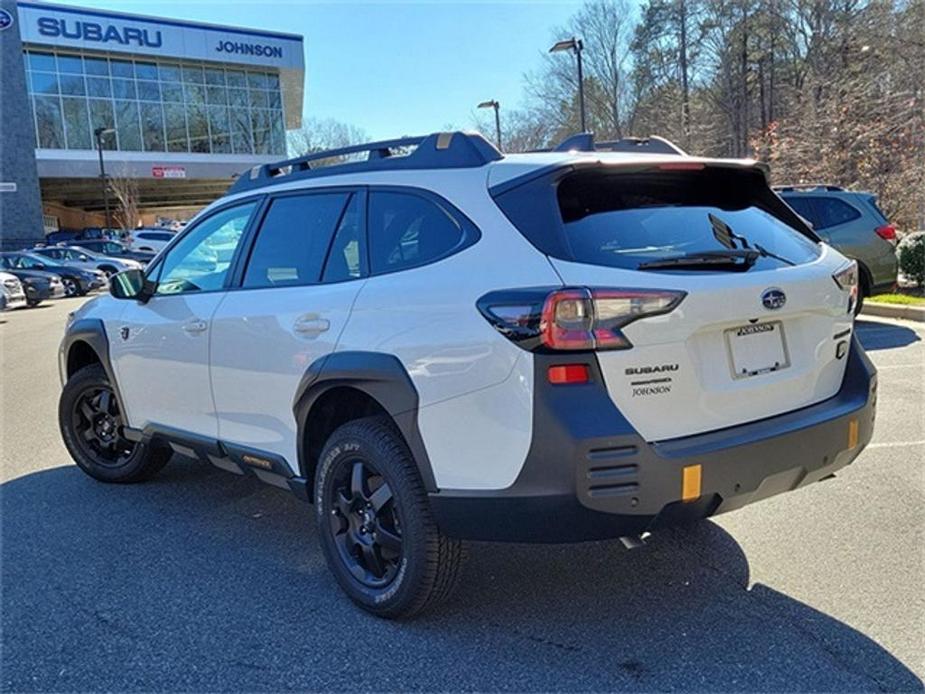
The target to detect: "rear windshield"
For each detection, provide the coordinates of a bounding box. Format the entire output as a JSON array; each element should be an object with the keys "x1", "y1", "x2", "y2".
[
  {"x1": 555, "y1": 170, "x2": 821, "y2": 270},
  {"x1": 492, "y1": 166, "x2": 822, "y2": 272}
]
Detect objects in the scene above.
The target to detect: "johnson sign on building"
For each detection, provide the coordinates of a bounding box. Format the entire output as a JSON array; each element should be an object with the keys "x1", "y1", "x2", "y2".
[{"x1": 9, "y1": 1, "x2": 305, "y2": 236}]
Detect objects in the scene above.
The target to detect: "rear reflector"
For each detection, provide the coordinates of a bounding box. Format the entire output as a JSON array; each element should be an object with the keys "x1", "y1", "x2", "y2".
[
  {"x1": 875, "y1": 224, "x2": 897, "y2": 243},
  {"x1": 681, "y1": 464, "x2": 702, "y2": 502},
  {"x1": 547, "y1": 364, "x2": 590, "y2": 384}
]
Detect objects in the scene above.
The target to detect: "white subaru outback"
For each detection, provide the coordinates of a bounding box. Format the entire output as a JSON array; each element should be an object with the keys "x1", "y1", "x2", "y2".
[{"x1": 58, "y1": 131, "x2": 877, "y2": 618}]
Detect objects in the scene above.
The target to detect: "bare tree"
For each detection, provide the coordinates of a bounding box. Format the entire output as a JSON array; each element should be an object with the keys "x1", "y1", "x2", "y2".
[
  {"x1": 109, "y1": 166, "x2": 140, "y2": 231},
  {"x1": 287, "y1": 117, "x2": 371, "y2": 163}
]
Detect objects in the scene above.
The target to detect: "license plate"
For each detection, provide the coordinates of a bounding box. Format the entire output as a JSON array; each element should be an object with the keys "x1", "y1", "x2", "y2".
[{"x1": 725, "y1": 321, "x2": 790, "y2": 379}]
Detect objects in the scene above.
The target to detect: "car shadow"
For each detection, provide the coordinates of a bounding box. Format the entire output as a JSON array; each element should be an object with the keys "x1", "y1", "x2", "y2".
[
  {"x1": 855, "y1": 319, "x2": 921, "y2": 351},
  {"x1": 1, "y1": 461, "x2": 921, "y2": 692}
]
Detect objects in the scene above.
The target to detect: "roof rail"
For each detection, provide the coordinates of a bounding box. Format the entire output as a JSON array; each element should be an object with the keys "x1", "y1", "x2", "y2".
[
  {"x1": 545, "y1": 132, "x2": 687, "y2": 155},
  {"x1": 228, "y1": 131, "x2": 502, "y2": 195},
  {"x1": 773, "y1": 184, "x2": 845, "y2": 192}
]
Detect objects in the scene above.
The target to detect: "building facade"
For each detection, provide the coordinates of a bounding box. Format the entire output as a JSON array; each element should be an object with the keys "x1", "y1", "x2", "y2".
[{"x1": 2, "y1": 1, "x2": 304, "y2": 243}]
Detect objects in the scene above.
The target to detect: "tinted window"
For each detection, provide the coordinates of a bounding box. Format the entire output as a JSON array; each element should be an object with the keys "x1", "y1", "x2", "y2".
[
  {"x1": 813, "y1": 198, "x2": 861, "y2": 229},
  {"x1": 322, "y1": 194, "x2": 365, "y2": 283},
  {"x1": 555, "y1": 171, "x2": 821, "y2": 270},
  {"x1": 243, "y1": 193, "x2": 349, "y2": 288},
  {"x1": 782, "y1": 197, "x2": 819, "y2": 227},
  {"x1": 154, "y1": 203, "x2": 255, "y2": 295},
  {"x1": 368, "y1": 192, "x2": 467, "y2": 274}
]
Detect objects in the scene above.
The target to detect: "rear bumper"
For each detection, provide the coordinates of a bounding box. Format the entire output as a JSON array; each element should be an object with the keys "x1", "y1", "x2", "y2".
[{"x1": 429, "y1": 336, "x2": 877, "y2": 542}]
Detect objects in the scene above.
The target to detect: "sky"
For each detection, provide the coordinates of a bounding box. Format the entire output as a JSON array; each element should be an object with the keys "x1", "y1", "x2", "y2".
[{"x1": 51, "y1": 0, "x2": 594, "y2": 140}]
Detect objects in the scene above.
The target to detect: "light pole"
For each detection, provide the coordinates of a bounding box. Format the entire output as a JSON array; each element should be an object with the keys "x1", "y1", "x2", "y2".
[
  {"x1": 477, "y1": 100, "x2": 502, "y2": 150},
  {"x1": 94, "y1": 127, "x2": 115, "y2": 231},
  {"x1": 549, "y1": 37, "x2": 586, "y2": 132}
]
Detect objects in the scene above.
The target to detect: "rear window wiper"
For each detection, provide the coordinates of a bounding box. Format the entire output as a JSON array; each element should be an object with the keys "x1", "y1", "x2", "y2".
[
  {"x1": 709, "y1": 213, "x2": 796, "y2": 266},
  {"x1": 637, "y1": 249, "x2": 759, "y2": 271}
]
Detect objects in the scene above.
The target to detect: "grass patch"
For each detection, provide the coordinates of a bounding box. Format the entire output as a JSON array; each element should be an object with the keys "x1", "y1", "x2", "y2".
[{"x1": 869, "y1": 293, "x2": 925, "y2": 306}]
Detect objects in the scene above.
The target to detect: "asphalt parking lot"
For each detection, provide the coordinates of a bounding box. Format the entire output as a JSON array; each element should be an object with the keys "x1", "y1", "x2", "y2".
[{"x1": 1, "y1": 298, "x2": 922, "y2": 692}]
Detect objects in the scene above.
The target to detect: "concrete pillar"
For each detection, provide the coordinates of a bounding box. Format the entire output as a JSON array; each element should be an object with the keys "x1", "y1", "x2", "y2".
[{"x1": 0, "y1": 0, "x2": 44, "y2": 250}]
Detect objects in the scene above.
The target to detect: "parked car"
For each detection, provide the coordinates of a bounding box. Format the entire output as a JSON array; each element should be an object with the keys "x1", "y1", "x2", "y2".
[
  {"x1": 128, "y1": 228, "x2": 175, "y2": 253},
  {"x1": 69, "y1": 239, "x2": 156, "y2": 265},
  {"x1": 0, "y1": 271, "x2": 28, "y2": 310},
  {"x1": 44, "y1": 227, "x2": 121, "y2": 245},
  {"x1": 0, "y1": 252, "x2": 105, "y2": 296},
  {"x1": 58, "y1": 131, "x2": 875, "y2": 619},
  {"x1": 32, "y1": 246, "x2": 143, "y2": 277},
  {"x1": 1, "y1": 266, "x2": 66, "y2": 306},
  {"x1": 776, "y1": 185, "x2": 898, "y2": 312}
]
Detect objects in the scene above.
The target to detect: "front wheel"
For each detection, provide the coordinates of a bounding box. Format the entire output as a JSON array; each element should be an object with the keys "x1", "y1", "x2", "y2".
[
  {"x1": 315, "y1": 416, "x2": 466, "y2": 619},
  {"x1": 59, "y1": 364, "x2": 170, "y2": 483},
  {"x1": 62, "y1": 278, "x2": 79, "y2": 297}
]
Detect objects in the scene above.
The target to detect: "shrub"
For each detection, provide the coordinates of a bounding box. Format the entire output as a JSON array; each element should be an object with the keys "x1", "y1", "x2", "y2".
[{"x1": 898, "y1": 234, "x2": 925, "y2": 287}]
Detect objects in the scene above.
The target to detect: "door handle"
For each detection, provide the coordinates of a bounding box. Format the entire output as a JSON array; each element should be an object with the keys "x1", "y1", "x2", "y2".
[
  {"x1": 293, "y1": 316, "x2": 330, "y2": 335},
  {"x1": 182, "y1": 319, "x2": 208, "y2": 334}
]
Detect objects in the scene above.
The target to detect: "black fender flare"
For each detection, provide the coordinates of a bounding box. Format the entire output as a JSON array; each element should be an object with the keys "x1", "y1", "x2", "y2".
[
  {"x1": 61, "y1": 318, "x2": 127, "y2": 416},
  {"x1": 292, "y1": 351, "x2": 437, "y2": 492}
]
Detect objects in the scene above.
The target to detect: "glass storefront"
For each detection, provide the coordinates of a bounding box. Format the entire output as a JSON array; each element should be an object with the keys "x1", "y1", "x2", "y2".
[{"x1": 24, "y1": 49, "x2": 287, "y2": 155}]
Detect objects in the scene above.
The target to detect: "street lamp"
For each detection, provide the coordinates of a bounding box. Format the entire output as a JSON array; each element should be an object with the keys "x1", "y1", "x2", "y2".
[
  {"x1": 94, "y1": 126, "x2": 115, "y2": 232},
  {"x1": 477, "y1": 100, "x2": 502, "y2": 150},
  {"x1": 549, "y1": 37, "x2": 586, "y2": 132}
]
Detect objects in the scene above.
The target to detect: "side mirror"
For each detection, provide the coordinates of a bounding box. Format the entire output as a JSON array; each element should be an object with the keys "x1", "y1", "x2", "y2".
[{"x1": 110, "y1": 268, "x2": 154, "y2": 302}]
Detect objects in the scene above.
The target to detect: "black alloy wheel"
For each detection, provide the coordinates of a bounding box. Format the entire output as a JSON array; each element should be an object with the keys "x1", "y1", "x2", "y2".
[
  {"x1": 328, "y1": 459, "x2": 403, "y2": 587},
  {"x1": 71, "y1": 385, "x2": 136, "y2": 467}
]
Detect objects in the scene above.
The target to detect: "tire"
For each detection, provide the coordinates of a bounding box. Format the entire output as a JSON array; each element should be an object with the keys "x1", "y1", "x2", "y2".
[
  {"x1": 58, "y1": 364, "x2": 170, "y2": 483},
  {"x1": 314, "y1": 416, "x2": 466, "y2": 618},
  {"x1": 62, "y1": 278, "x2": 79, "y2": 297},
  {"x1": 853, "y1": 291, "x2": 865, "y2": 317}
]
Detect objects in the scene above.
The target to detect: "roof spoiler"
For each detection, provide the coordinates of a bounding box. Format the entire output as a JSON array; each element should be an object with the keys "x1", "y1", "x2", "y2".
[
  {"x1": 542, "y1": 133, "x2": 687, "y2": 155},
  {"x1": 228, "y1": 131, "x2": 503, "y2": 195},
  {"x1": 773, "y1": 184, "x2": 844, "y2": 192}
]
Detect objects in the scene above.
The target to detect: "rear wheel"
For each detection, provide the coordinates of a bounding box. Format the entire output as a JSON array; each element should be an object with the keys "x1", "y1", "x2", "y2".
[
  {"x1": 315, "y1": 416, "x2": 466, "y2": 618},
  {"x1": 59, "y1": 364, "x2": 170, "y2": 483}
]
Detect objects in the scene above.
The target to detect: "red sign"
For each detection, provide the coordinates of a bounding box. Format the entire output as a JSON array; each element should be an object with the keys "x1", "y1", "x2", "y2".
[{"x1": 152, "y1": 166, "x2": 186, "y2": 179}]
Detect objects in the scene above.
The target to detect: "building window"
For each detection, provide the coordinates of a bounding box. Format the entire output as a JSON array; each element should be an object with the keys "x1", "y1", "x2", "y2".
[{"x1": 23, "y1": 50, "x2": 287, "y2": 156}]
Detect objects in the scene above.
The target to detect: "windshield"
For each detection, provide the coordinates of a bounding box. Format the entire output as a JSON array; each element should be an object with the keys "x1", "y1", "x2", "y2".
[{"x1": 555, "y1": 169, "x2": 821, "y2": 271}]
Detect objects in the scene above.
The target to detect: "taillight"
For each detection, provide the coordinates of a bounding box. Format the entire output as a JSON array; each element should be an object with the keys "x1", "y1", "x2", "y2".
[
  {"x1": 477, "y1": 287, "x2": 686, "y2": 352},
  {"x1": 875, "y1": 224, "x2": 896, "y2": 244},
  {"x1": 833, "y1": 260, "x2": 859, "y2": 314}
]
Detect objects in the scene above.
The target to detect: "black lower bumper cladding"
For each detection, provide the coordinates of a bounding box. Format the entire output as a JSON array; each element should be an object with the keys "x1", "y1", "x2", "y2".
[{"x1": 430, "y1": 336, "x2": 877, "y2": 542}]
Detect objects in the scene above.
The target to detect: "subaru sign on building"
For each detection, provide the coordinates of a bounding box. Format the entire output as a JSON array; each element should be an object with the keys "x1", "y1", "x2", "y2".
[{"x1": 6, "y1": 1, "x2": 304, "y2": 240}]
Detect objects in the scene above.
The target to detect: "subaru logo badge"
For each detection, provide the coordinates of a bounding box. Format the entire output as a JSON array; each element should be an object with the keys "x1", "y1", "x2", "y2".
[{"x1": 761, "y1": 288, "x2": 786, "y2": 310}]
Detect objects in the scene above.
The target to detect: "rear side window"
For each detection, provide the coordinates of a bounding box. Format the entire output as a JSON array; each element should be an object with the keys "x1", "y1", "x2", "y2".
[
  {"x1": 812, "y1": 198, "x2": 861, "y2": 229},
  {"x1": 783, "y1": 196, "x2": 861, "y2": 230},
  {"x1": 368, "y1": 191, "x2": 471, "y2": 275},
  {"x1": 552, "y1": 170, "x2": 821, "y2": 270},
  {"x1": 322, "y1": 194, "x2": 365, "y2": 283},
  {"x1": 243, "y1": 192, "x2": 350, "y2": 288},
  {"x1": 782, "y1": 197, "x2": 819, "y2": 227}
]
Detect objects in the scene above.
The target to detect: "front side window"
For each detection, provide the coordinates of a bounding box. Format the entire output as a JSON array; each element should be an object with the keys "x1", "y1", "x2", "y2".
[
  {"x1": 243, "y1": 193, "x2": 350, "y2": 288},
  {"x1": 153, "y1": 203, "x2": 256, "y2": 295},
  {"x1": 368, "y1": 192, "x2": 468, "y2": 275}
]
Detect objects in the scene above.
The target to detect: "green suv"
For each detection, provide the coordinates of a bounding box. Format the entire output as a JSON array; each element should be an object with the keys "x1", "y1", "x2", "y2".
[{"x1": 777, "y1": 185, "x2": 898, "y2": 312}]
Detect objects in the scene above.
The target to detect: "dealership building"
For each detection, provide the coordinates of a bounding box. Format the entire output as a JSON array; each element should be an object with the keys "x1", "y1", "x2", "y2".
[{"x1": 0, "y1": 0, "x2": 304, "y2": 245}]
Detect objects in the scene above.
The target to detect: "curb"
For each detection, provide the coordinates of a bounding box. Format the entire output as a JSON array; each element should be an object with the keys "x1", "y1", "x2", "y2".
[{"x1": 861, "y1": 302, "x2": 925, "y2": 323}]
